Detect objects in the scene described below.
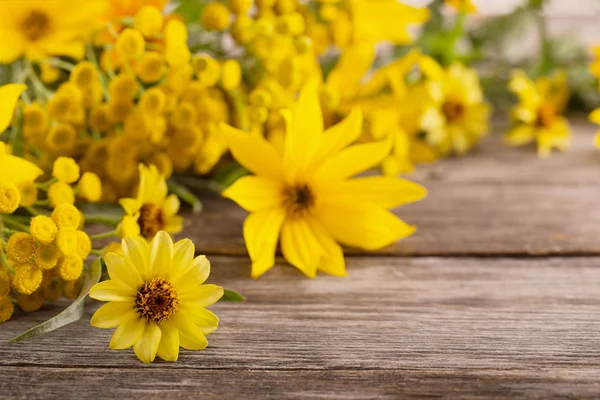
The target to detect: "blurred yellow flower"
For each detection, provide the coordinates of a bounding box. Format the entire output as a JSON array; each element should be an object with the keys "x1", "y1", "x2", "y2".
[
  {"x1": 418, "y1": 57, "x2": 491, "y2": 156},
  {"x1": 119, "y1": 165, "x2": 183, "y2": 240},
  {"x1": 445, "y1": 0, "x2": 477, "y2": 13},
  {"x1": 90, "y1": 232, "x2": 223, "y2": 363},
  {"x1": 107, "y1": 0, "x2": 167, "y2": 18},
  {"x1": 506, "y1": 69, "x2": 571, "y2": 158},
  {"x1": 0, "y1": 0, "x2": 107, "y2": 63},
  {"x1": 222, "y1": 82, "x2": 427, "y2": 279}
]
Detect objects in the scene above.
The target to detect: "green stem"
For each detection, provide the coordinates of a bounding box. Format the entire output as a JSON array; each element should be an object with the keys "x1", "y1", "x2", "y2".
[
  {"x1": 86, "y1": 43, "x2": 110, "y2": 100},
  {"x1": 84, "y1": 214, "x2": 121, "y2": 227},
  {"x1": 24, "y1": 206, "x2": 42, "y2": 216},
  {"x1": 2, "y1": 216, "x2": 30, "y2": 232},
  {"x1": 89, "y1": 230, "x2": 118, "y2": 241},
  {"x1": 9, "y1": 105, "x2": 24, "y2": 157},
  {"x1": 42, "y1": 58, "x2": 75, "y2": 72},
  {"x1": 226, "y1": 89, "x2": 249, "y2": 132},
  {"x1": 167, "y1": 180, "x2": 203, "y2": 213}
]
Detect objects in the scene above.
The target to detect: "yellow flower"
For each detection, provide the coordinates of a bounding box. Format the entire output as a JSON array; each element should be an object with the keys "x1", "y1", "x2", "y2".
[
  {"x1": 16, "y1": 181, "x2": 38, "y2": 207},
  {"x1": 120, "y1": 164, "x2": 183, "y2": 240},
  {"x1": 52, "y1": 157, "x2": 80, "y2": 184},
  {"x1": 116, "y1": 28, "x2": 146, "y2": 61},
  {"x1": 6, "y1": 233, "x2": 36, "y2": 264},
  {"x1": 78, "y1": 172, "x2": 103, "y2": 202},
  {"x1": 16, "y1": 291, "x2": 44, "y2": 312},
  {"x1": 12, "y1": 264, "x2": 43, "y2": 295},
  {"x1": 221, "y1": 82, "x2": 427, "y2": 278},
  {"x1": 506, "y1": 69, "x2": 571, "y2": 158},
  {"x1": 445, "y1": 0, "x2": 477, "y2": 13},
  {"x1": 418, "y1": 58, "x2": 490, "y2": 156},
  {"x1": 220, "y1": 60, "x2": 242, "y2": 90},
  {"x1": 57, "y1": 253, "x2": 84, "y2": 281},
  {"x1": 30, "y1": 216, "x2": 58, "y2": 244},
  {"x1": 0, "y1": 295, "x2": 14, "y2": 322},
  {"x1": 134, "y1": 5, "x2": 163, "y2": 37},
  {"x1": 48, "y1": 182, "x2": 75, "y2": 207},
  {"x1": 89, "y1": 232, "x2": 223, "y2": 363},
  {"x1": 52, "y1": 203, "x2": 82, "y2": 229},
  {"x1": 0, "y1": 181, "x2": 20, "y2": 214},
  {"x1": 0, "y1": 0, "x2": 107, "y2": 63},
  {"x1": 200, "y1": 3, "x2": 231, "y2": 32},
  {"x1": 589, "y1": 108, "x2": 600, "y2": 148}
]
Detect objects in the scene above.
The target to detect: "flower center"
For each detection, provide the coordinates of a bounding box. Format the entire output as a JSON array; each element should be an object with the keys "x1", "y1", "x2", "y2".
[
  {"x1": 21, "y1": 11, "x2": 51, "y2": 41},
  {"x1": 135, "y1": 278, "x2": 179, "y2": 324},
  {"x1": 282, "y1": 184, "x2": 315, "y2": 216},
  {"x1": 442, "y1": 100, "x2": 465, "y2": 122},
  {"x1": 138, "y1": 203, "x2": 166, "y2": 239},
  {"x1": 536, "y1": 104, "x2": 556, "y2": 128}
]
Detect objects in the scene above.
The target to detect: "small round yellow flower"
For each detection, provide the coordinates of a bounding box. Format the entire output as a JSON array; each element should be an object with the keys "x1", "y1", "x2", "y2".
[
  {"x1": 135, "y1": 6, "x2": 164, "y2": 37},
  {"x1": 119, "y1": 215, "x2": 141, "y2": 238},
  {"x1": 47, "y1": 92, "x2": 74, "y2": 121},
  {"x1": 90, "y1": 106, "x2": 113, "y2": 132},
  {"x1": 109, "y1": 73, "x2": 139, "y2": 101},
  {"x1": 46, "y1": 123, "x2": 77, "y2": 154},
  {"x1": 231, "y1": 15, "x2": 254, "y2": 44},
  {"x1": 35, "y1": 243, "x2": 59, "y2": 270},
  {"x1": 56, "y1": 228, "x2": 79, "y2": 255},
  {"x1": 116, "y1": 28, "x2": 146, "y2": 61},
  {"x1": 53, "y1": 157, "x2": 80, "y2": 184},
  {"x1": 249, "y1": 88, "x2": 272, "y2": 108},
  {"x1": 148, "y1": 152, "x2": 173, "y2": 179},
  {"x1": 48, "y1": 182, "x2": 75, "y2": 208},
  {"x1": 229, "y1": 0, "x2": 253, "y2": 14},
  {"x1": 51, "y1": 203, "x2": 82, "y2": 229},
  {"x1": 78, "y1": 172, "x2": 102, "y2": 202},
  {"x1": 0, "y1": 181, "x2": 20, "y2": 214},
  {"x1": 41, "y1": 64, "x2": 60, "y2": 84},
  {"x1": 221, "y1": 60, "x2": 242, "y2": 90},
  {"x1": 12, "y1": 264, "x2": 43, "y2": 295},
  {"x1": 107, "y1": 99, "x2": 134, "y2": 124},
  {"x1": 76, "y1": 230, "x2": 92, "y2": 259},
  {"x1": 136, "y1": 52, "x2": 166, "y2": 83},
  {"x1": 23, "y1": 102, "x2": 48, "y2": 135},
  {"x1": 0, "y1": 269, "x2": 11, "y2": 296},
  {"x1": 6, "y1": 233, "x2": 36, "y2": 264},
  {"x1": 0, "y1": 296, "x2": 14, "y2": 323},
  {"x1": 30, "y1": 216, "x2": 58, "y2": 244},
  {"x1": 201, "y1": 3, "x2": 231, "y2": 32},
  {"x1": 63, "y1": 277, "x2": 84, "y2": 299},
  {"x1": 139, "y1": 87, "x2": 167, "y2": 114},
  {"x1": 43, "y1": 280, "x2": 63, "y2": 302},
  {"x1": 192, "y1": 54, "x2": 220, "y2": 86},
  {"x1": 171, "y1": 102, "x2": 197, "y2": 130},
  {"x1": 16, "y1": 291, "x2": 44, "y2": 312},
  {"x1": 57, "y1": 254, "x2": 84, "y2": 281},
  {"x1": 16, "y1": 181, "x2": 38, "y2": 207},
  {"x1": 70, "y1": 61, "x2": 98, "y2": 89}
]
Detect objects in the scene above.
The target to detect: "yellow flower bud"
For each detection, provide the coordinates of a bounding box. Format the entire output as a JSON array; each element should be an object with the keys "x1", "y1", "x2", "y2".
[
  {"x1": 76, "y1": 230, "x2": 92, "y2": 259},
  {"x1": 23, "y1": 102, "x2": 48, "y2": 135},
  {"x1": 70, "y1": 61, "x2": 98, "y2": 89},
  {"x1": 57, "y1": 254, "x2": 83, "y2": 281},
  {"x1": 89, "y1": 106, "x2": 113, "y2": 133},
  {"x1": 46, "y1": 123, "x2": 77, "y2": 154},
  {"x1": 134, "y1": 5, "x2": 163, "y2": 37},
  {"x1": 30, "y1": 216, "x2": 58, "y2": 244},
  {"x1": 40, "y1": 63, "x2": 60, "y2": 84},
  {"x1": 56, "y1": 228, "x2": 79, "y2": 255},
  {"x1": 16, "y1": 291, "x2": 44, "y2": 312},
  {"x1": 136, "y1": 51, "x2": 166, "y2": 83},
  {"x1": 47, "y1": 92, "x2": 74, "y2": 122},
  {"x1": 48, "y1": 182, "x2": 75, "y2": 208},
  {"x1": 148, "y1": 152, "x2": 173, "y2": 179},
  {"x1": 52, "y1": 157, "x2": 80, "y2": 184},
  {"x1": 116, "y1": 28, "x2": 146, "y2": 61},
  {"x1": 51, "y1": 203, "x2": 82, "y2": 229},
  {"x1": 6, "y1": 233, "x2": 36, "y2": 264},
  {"x1": 229, "y1": 0, "x2": 253, "y2": 14},
  {"x1": 139, "y1": 87, "x2": 166, "y2": 114},
  {"x1": 192, "y1": 54, "x2": 221, "y2": 87},
  {"x1": 221, "y1": 59, "x2": 242, "y2": 90},
  {"x1": 0, "y1": 181, "x2": 20, "y2": 214},
  {"x1": 200, "y1": 3, "x2": 231, "y2": 32},
  {"x1": 0, "y1": 296, "x2": 14, "y2": 322},
  {"x1": 231, "y1": 15, "x2": 254, "y2": 44},
  {"x1": 35, "y1": 243, "x2": 59, "y2": 270},
  {"x1": 108, "y1": 73, "x2": 139, "y2": 101},
  {"x1": 171, "y1": 101, "x2": 197, "y2": 130},
  {"x1": 12, "y1": 264, "x2": 43, "y2": 295},
  {"x1": 78, "y1": 172, "x2": 102, "y2": 202}
]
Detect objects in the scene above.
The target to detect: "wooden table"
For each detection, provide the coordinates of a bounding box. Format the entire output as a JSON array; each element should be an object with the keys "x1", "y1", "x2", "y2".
[{"x1": 2, "y1": 121, "x2": 600, "y2": 399}]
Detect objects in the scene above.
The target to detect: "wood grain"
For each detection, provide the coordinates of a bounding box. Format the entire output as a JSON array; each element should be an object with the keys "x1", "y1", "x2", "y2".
[{"x1": 2, "y1": 256, "x2": 600, "y2": 398}]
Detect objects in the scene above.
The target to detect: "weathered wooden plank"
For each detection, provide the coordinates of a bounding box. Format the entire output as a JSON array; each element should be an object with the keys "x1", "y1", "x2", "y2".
[{"x1": 2, "y1": 256, "x2": 600, "y2": 382}]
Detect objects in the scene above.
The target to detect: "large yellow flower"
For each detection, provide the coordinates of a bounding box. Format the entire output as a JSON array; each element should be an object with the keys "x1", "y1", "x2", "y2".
[
  {"x1": 89, "y1": 232, "x2": 223, "y2": 363},
  {"x1": 418, "y1": 57, "x2": 491, "y2": 156},
  {"x1": 119, "y1": 165, "x2": 183, "y2": 240},
  {"x1": 506, "y1": 69, "x2": 571, "y2": 157},
  {"x1": 221, "y1": 82, "x2": 427, "y2": 279},
  {"x1": 0, "y1": 0, "x2": 107, "y2": 63}
]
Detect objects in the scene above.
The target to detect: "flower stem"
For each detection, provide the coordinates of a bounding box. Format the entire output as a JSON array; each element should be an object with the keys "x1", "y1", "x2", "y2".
[{"x1": 89, "y1": 230, "x2": 118, "y2": 240}]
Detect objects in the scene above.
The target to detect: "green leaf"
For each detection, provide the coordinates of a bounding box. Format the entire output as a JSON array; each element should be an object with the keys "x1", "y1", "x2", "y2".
[
  {"x1": 8, "y1": 258, "x2": 103, "y2": 344},
  {"x1": 168, "y1": 180, "x2": 203, "y2": 213},
  {"x1": 220, "y1": 288, "x2": 246, "y2": 302}
]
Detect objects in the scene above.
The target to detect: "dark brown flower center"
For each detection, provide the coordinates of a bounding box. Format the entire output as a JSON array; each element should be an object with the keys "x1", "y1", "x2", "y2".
[
  {"x1": 138, "y1": 203, "x2": 166, "y2": 239},
  {"x1": 135, "y1": 278, "x2": 179, "y2": 323},
  {"x1": 442, "y1": 100, "x2": 465, "y2": 122},
  {"x1": 282, "y1": 184, "x2": 315, "y2": 216},
  {"x1": 536, "y1": 104, "x2": 556, "y2": 128},
  {"x1": 21, "y1": 11, "x2": 51, "y2": 41}
]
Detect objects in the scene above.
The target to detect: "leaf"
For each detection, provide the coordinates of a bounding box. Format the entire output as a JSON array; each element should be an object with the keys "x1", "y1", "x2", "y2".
[
  {"x1": 8, "y1": 258, "x2": 103, "y2": 344},
  {"x1": 219, "y1": 289, "x2": 245, "y2": 302},
  {"x1": 167, "y1": 180, "x2": 203, "y2": 213}
]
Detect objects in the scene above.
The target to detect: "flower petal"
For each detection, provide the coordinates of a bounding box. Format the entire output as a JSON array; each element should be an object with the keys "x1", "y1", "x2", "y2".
[
  {"x1": 173, "y1": 314, "x2": 209, "y2": 350},
  {"x1": 109, "y1": 315, "x2": 146, "y2": 350},
  {"x1": 104, "y1": 253, "x2": 143, "y2": 289},
  {"x1": 122, "y1": 236, "x2": 150, "y2": 279},
  {"x1": 119, "y1": 198, "x2": 142, "y2": 216},
  {"x1": 148, "y1": 231, "x2": 174, "y2": 278},
  {"x1": 174, "y1": 255, "x2": 211, "y2": 292},
  {"x1": 0, "y1": 84, "x2": 26, "y2": 133},
  {"x1": 306, "y1": 218, "x2": 346, "y2": 277},
  {"x1": 220, "y1": 123, "x2": 284, "y2": 181},
  {"x1": 280, "y1": 218, "x2": 320, "y2": 278},
  {"x1": 133, "y1": 323, "x2": 162, "y2": 363},
  {"x1": 89, "y1": 280, "x2": 135, "y2": 302},
  {"x1": 243, "y1": 208, "x2": 286, "y2": 278},
  {"x1": 316, "y1": 203, "x2": 416, "y2": 250},
  {"x1": 184, "y1": 307, "x2": 219, "y2": 334},
  {"x1": 315, "y1": 139, "x2": 392, "y2": 181},
  {"x1": 179, "y1": 284, "x2": 223, "y2": 307},
  {"x1": 318, "y1": 107, "x2": 363, "y2": 159},
  {"x1": 91, "y1": 302, "x2": 137, "y2": 329},
  {"x1": 157, "y1": 321, "x2": 179, "y2": 362},
  {"x1": 222, "y1": 176, "x2": 283, "y2": 212}
]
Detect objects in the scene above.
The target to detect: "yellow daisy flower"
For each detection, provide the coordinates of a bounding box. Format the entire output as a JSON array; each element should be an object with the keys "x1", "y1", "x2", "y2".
[
  {"x1": 119, "y1": 165, "x2": 183, "y2": 240},
  {"x1": 506, "y1": 69, "x2": 571, "y2": 158},
  {"x1": 89, "y1": 232, "x2": 223, "y2": 363},
  {"x1": 418, "y1": 57, "x2": 491, "y2": 156},
  {"x1": 0, "y1": 0, "x2": 107, "y2": 63},
  {"x1": 221, "y1": 82, "x2": 427, "y2": 279}
]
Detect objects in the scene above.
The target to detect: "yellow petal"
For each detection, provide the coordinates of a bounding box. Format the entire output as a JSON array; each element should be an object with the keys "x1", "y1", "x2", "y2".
[
  {"x1": 162, "y1": 194, "x2": 180, "y2": 217},
  {"x1": 0, "y1": 84, "x2": 26, "y2": 133},
  {"x1": 109, "y1": 314, "x2": 146, "y2": 349},
  {"x1": 326, "y1": 44, "x2": 375, "y2": 100},
  {"x1": 172, "y1": 238, "x2": 195, "y2": 277},
  {"x1": 0, "y1": 154, "x2": 43, "y2": 185},
  {"x1": 315, "y1": 139, "x2": 392, "y2": 181},
  {"x1": 179, "y1": 284, "x2": 224, "y2": 307},
  {"x1": 316, "y1": 107, "x2": 363, "y2": 161},
  {"x1": 221, "y1": 123, "x2": 284, "y2": 181},
  {"x1": 157, "y1": 321, "x2": 179, "y2": 362},
  {"x1": 222, "y1": 176, "x2": 283, "y2": 212},
  {"x1": 173, "y1": 314, "x2": 209, "y2": 350},
  {"x1": 589, "y1": 108, "x2": 600, "y2": 125},
  {"x1": 91, "y1": 302, "x2": 136, "y2": 329},
  {"x1": 320, "y1": 176, "x2": 427, "y2": 209},
  {"x1": 173, "y1": 256, "x2": 211, "y2": 293},
  {"x1": 119, "y1": 198, "x2": 142, "y2": 216},
  {"x1": 104, "y1": 253, "x2": 143, "y2": 289},
  {"x1": 133, "y1": 323, "x2": 162, "y2": 363},
  {"x1": 181, "y1": 306, "x2": 219, "y2": 334},
  {"x1": 595, "y1": 132, "x2": 600, "y2": 149},
  {"x1": 0, "y1": 31, "x2": 25, "y2": 64},
  {"x1": 316, "y1": 203, "x2": 416, "y2": 250},
  {"x1": 122, "y1": 236, "x2": 150, "y2": 279},
  {"x1": 280, "y1": 218, "x2": 320, "y2": 278},
  {"x1": 243, "y1": 208, "x2": 286, "y2": 278},
  {"x1": 284, "y1": 80, "x2": 324, "y2": 180},
  {"x1": 165, "y1": 215, "x2": 183, "y2": 234},
  {"x1": 89, "y1": 280, "x2": 135, "y2": 302},
  {"x1": 505, "y1": 125, "x2": 534, "y2": 146},
  {"x1": 306, "y1": 218, "x2": 346, "y2": 277},
  {"x1": 148, "y1": 231, "x2": 173, "y2": 278}
]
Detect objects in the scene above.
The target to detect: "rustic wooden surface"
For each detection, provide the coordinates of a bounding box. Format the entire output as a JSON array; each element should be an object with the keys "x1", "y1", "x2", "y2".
[{"x1": 2, "y1": 120, "x2": 600, "y2": 399}]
